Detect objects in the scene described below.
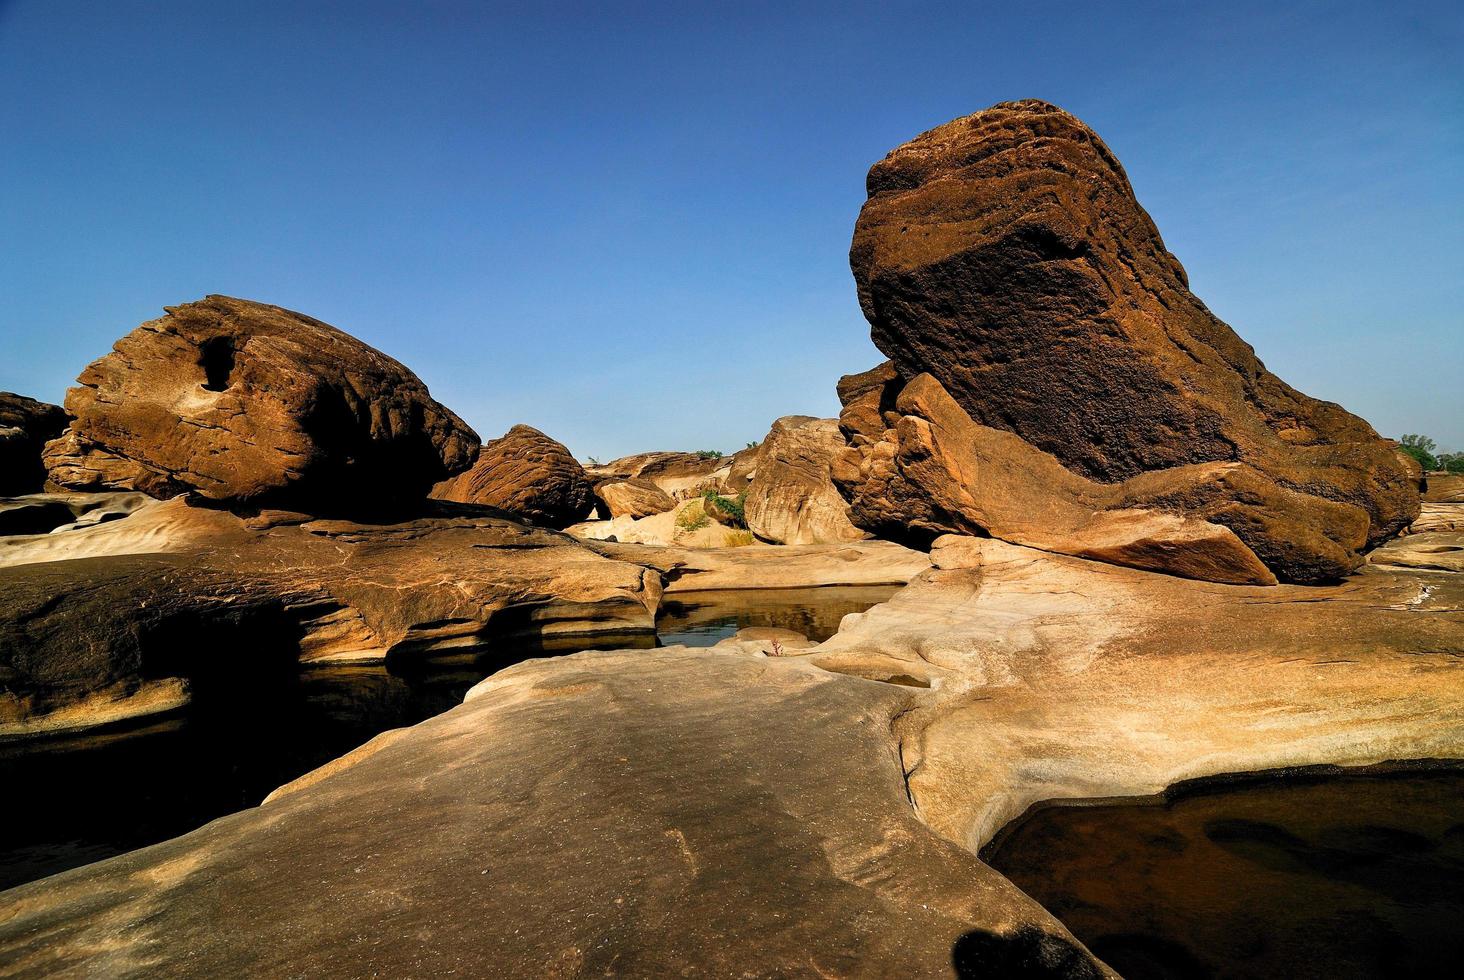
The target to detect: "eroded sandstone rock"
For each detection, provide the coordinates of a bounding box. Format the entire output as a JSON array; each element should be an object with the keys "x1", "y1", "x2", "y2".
[
  {"x1": 42, "y1": 296, "x2": 479, "y2": 508},
  {"x1": 594, "y1": 478, "x2": 677, "y2": 519},
  {"x1": 0, "y1": 392, "x2": 67, "y2": 495},
  {"x1": 744, "y1": 416, "x2": 867, "y2": 546},
  {"x1": 431, "y1": 424, "x2": 593, "y2": 528},
  {"x1": 846, "y1": 100, "x2": 1418, "y2": 582},
  {"x1": 833, "y1": 372, "x2": 1281, "y2": 584},
  {"x1": 0, "y1": 498, "x2": 660, "y2": 736},
  {"x1": 3, "y1": 532, "x2": 1458, "y2": 977}
]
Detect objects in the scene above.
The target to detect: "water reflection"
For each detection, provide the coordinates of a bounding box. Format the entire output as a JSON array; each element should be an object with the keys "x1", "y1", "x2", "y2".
[
  {"x1": 0, "y1": 585, "x2": 896, "y2": 890},
  {"x1": 982, "y1": 769, "x2": 1464, "y2": 979},
  {"x1": 656, "y1": 585, "x2": 899, "y2": 647}
]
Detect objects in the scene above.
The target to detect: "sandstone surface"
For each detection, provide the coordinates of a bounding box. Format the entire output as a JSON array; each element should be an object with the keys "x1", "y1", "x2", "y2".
[
  {"x1": 834, "y1": 372, "x2": 1282, "y2": 584},
  {"x1": 2, "y1": 531, "x2": 1458, "y2": 977},
  {"x1": 744, "y1": 416, "x2": 868, "y2": 545},
  {"x1": 1425, "y1": 473, "x2": 1464, "y2": 504},
  {"x1": 592, "y1": 478, "x2": 676, "y2": 519},
  {"x1": 846, "y1": 101, "x2": 1417, "y2": 582},
  {"x1": 587, "y1": 451, "x2": 728, "y2": 499},
  {"x1": 431, "y1": 424, "x2": 593, "y2": 528},
  {"x1": 0, "y1": 498, "x2": 659, "y2": 737},
  {"x1": 0, "y1": 393, "x2": 67, "y2": 496},
  {"x1": 41, "y1": 296, "x2": 479, "y2": 508}
]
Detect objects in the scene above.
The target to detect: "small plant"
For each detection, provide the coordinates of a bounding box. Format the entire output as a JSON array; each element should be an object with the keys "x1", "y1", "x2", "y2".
[
  {"x1": 694, "y1": 449, "x2": 724, "y2": 460},
  {"x1": 745, "y1": 440, "x2": 759, "y2": 450},
  {"x1": 701, "y1": 488, "x2": 747, "y2": 528},
  {"x1": 768, "y1": 637, "x2": 785, "y2": 657},
  {"x1": 675, "y1": 500, "x2": 710, "y2": 534},
  {"x1": 723, "y1": 529, "x2": 755, "y2": 547},
  {"x1": 586, "y1": 456, "x2": 601, "y2": 466}
]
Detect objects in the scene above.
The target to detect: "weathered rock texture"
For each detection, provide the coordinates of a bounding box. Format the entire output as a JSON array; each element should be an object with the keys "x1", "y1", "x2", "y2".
[
  {"x1": 2, "y1": 531, "x2": 1458, "y2": 977},
  {"x1": 834, "y1": 371, "x2": 1306, "y2": 585},
  {"x1": 744, "y1": 416, "x2": 868, "y2": 546},
  {"x1": 1425, "y1": 474, "x2": 1464, "y2": 504},
  {"x1": 593, "y1": 478, "x2": 677, "y2": 519},
  {"x1": 430, "y1": 424, "x2": 593, "y2": 528},
  {"x1": 587, "y1": 451, "x2": 729, "y2": 499},
  {"x1": 0, "y1": 499, "x2": 660, "y2": 736},
  {"x1": 42, "y1": 296, "x2": 479, "y2": 508},
  {"x1": 846, "y1": 100, "x2": 1417, "y2": 582},
  {"x1": 0, "y1": 393, "x2": 67, "y2": 496}
]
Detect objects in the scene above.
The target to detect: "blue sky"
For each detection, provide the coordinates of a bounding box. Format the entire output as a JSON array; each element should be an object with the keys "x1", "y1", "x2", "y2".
[{"x1": 2, "y1": 1, "x2": 1460, "y2": 458}]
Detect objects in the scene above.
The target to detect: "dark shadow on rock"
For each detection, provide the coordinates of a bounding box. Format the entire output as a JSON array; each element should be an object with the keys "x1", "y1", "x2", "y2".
[{"x1": 952, "y1": 925, "x2": 1103, "y2": 979}]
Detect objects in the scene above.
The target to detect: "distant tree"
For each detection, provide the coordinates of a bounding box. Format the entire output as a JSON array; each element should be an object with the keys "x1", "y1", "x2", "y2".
[
  {"x1": 694, "y1": 449, "x2": 724, "y2": 460},
  {"x1": 1399, "y1": 434, "x2": 1439, "y2": 471},
  {"x1": 1438, "y1": 452, "x2": 1464, "y2": 474}
]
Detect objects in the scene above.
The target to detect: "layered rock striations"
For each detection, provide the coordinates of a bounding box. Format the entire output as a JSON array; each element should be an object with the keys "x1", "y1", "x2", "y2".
[
  {"x1": 844, "y1": 100, "x2": 1418, "y2": 582},
  {"x1": 42, "y1": 296, "x2": 479, "y2": 508},
  {"x1": 744, "y1": 416, "x2": 868, "y2": 546},
  {"x1": 431, "y1": 424, "x2": 593, "y2": 528}
]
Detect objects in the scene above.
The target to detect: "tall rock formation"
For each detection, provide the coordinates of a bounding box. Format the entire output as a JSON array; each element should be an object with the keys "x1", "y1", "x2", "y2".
[{"x1": 842, "y1": 100, "x2": 1418, "y2": 583}]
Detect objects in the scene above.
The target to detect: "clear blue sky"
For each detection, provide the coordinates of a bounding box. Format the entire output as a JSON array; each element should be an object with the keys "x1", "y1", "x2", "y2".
[{"x1": 2, "y1": 1, "x2": 1460, "y2": 459}]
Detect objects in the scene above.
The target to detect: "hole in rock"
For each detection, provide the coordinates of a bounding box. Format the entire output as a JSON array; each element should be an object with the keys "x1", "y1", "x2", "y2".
[{"x1": 198, "y1": 336, "x2": 237, "y2": 391}]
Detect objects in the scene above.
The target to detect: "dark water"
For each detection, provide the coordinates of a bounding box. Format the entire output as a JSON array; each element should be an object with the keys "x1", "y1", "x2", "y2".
[
  {"x1": 983, "y1": 769, "x2": 1464, "y2": 980},
  {"x1": 656, "y1": 585, "x2": 898, "y2": 646},
  {"x1": 0, "y1": 586, "x2": 895, "y2": 891}
]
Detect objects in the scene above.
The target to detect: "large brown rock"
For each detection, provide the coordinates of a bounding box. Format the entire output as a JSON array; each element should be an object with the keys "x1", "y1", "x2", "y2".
[
  {"x1": 833, "y1": 373, "x2": 1282, "y2": 584},
  {"x1": 744, "y1": 416, "x2": 868, "y2": 546},
  {"x1": 42, "y1": 296, "x2": 479, "y2": 508},
  {"x1": 0, "y1": 393, "x2": 67, "y2": 495},
  {"x1": 848, "y1": 100, "x2": 1417, "y2": 581},
  {"x1": 594, "y1": 478, "x2": 677, "y2": 519},
  {"x1": 431, "y1": 424, "x2": 592, "y2": 528}
]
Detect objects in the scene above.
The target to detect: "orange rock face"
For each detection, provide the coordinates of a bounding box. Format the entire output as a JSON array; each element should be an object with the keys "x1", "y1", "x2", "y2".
[
  {"x1": 431, "y1": 424, "x2": 593, "y2": 529},
  {"x1": 42, "y1": 296, "x2": 479, "y2": 508},
  {"x1": 846, "y1": 100, "x2": 1418, "y2": 582}
]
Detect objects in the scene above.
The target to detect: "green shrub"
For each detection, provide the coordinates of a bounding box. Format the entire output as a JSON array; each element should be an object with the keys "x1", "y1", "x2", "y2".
[
  {"x1": 675, "y1": 501, "x2": 710, "y2": 533},
  {"x1": 694, "y1": 449, "x2": 724, "y2": 460},
  {"x1": 1399, "y1": 434, "x2": 1439, "y2": 471},
  {"x1": 701, "y1": 488, "x2": 747, "y2": 528},
  {"x1": 1439, "y1": 453, "x2": 1464, "y2": 474}
]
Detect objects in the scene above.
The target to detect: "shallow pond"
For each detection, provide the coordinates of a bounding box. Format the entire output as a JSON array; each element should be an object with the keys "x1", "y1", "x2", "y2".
[
  {"x1": 982, "y1": 769, "x2": 1464, "y2": 979},
  {"x1": 0, "y1": 585, "x2": 897, "y2": 890}
]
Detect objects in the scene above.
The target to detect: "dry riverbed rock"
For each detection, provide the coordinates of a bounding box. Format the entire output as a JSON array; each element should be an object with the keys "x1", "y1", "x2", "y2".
[
  {"x1": 3, "y1": 531, "x2": 1458, "y2": 976},
  {"x1": 431, "y1": 424, "x2": 593, "y2": 528},
  {"x1": 845, "y1": 100, "x2": 1417, "y2": 582},
  {"x1": 744, "y1": 416, "x2": 868, "y2": 546},
  {"x1": 42, "y1": 296, "x2": 479, "y2": 509},
  {"x1": 593, "y1": 478, "x2": 677, "y2": 519},
  {"x1": 0, "y1": 498, "x2": 660, "y2": 736}
]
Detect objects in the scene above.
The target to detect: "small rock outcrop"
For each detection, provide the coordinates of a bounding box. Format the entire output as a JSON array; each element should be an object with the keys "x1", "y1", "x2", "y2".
[
  {"x1": 594, "y1": 479, "x2": 677, "y2": 519},
  {"x1": 587, "y1": 452, "x2": 728, "y2": 499},
  {"x1": 0, "y1": 393, "x2": 67, "y2": 496},
  {"x1": 42, "y1": 296, "x2": 480, "y2": 508},
  {"x1": 844, "y1": 100, "x2": 1418, "y2": 582},
  {"x1": 745, "y1": 416, "x2": 867, "y2": 546},
  {"x1": 431, "y1": 425, "x2": 593, "y2": 528}
]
